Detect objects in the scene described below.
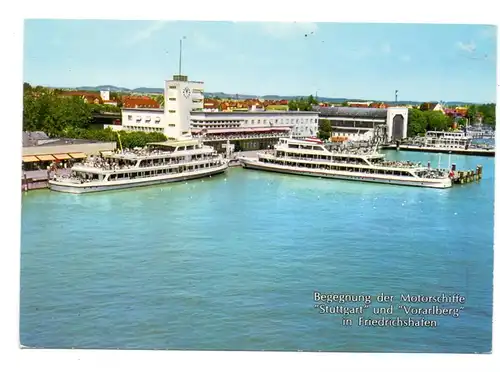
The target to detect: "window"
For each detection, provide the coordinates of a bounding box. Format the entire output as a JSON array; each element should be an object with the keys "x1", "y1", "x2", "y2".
[
  {"x1": 169, "y1": 110, "x2": 176, "y2": 113},
  {"x1": 169, "y1": 85, "x2": 177, "y2": 89},
  {"x1": 257, "y1": 120, "x2": 261, "y2": 124},
  {"x1": 251, "y1": 120, "x2": 255, "y2": 125},
  {"x1": 168, "y1": 124, "x2": 176, "y2": 127},
  {"x1": 145, "y1": 116, "x2": 151, "y2": 122},
  {"x1": 155, "y1": 117, "x2": 161, "y2": 123},
  {"x1": 168, "y1": 97, "x2": 176, "y2": 101},
  {"x1": 128, "y1": 115, "x2": 132, "y2": 121}
]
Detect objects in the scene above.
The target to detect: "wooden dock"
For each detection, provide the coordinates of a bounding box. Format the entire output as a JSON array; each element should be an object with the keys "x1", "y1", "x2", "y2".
[{"x1": 451, "y1": 165, "x2": 483, "y2": 185}]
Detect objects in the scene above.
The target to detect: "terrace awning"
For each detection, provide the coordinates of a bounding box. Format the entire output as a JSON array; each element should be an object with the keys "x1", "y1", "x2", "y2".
[
  {"x1": 22, "y1": 155, "x2": 39, "y2": 163},
  {"x1": 69, "y1": 152, "x2": 87, "y2": 159},
  {"x1": 53, "y1": 153, "x2": 72, "y2": 160},
  {"x1": 36, "y1": 154, "x2": 55, "y2": 161}
]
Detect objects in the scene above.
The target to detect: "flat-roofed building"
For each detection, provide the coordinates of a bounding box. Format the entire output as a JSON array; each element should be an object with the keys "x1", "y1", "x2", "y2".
[
  {"x1": 316, "y1": 106, "x2": 408, "y2": 143},
  {"x1": 22, "y1": 131, "x2": 116, "y2": 170},
  {"x1": 190, "y1": 110, "x2": 319, "y2": 151}
]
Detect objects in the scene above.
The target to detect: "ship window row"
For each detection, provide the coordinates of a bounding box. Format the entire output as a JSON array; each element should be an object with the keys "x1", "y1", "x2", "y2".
[
  {"x1": 261, "y1": 158, "x2": 413, "y2": 176},
  {"x1": 137, "y1": 155, "x2": 219, "y2": 168},
  {"x1": 107, "y1": 163, "x2": 219, "y2": 180},
  {"x1": 277, "y1": 151, "x2": 368, "y2": 165}
]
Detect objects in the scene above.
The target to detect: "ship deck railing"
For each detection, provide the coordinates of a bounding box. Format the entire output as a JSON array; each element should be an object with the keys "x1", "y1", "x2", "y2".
[
  {"x1": 260, "y1": 153, "x2": 423, "y2": 169},
  {"x1": 72, "y1": 156, "x2": 225, "y2": 173}
]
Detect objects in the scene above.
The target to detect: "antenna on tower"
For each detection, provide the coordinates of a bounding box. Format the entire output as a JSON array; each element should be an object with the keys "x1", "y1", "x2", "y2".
[{"x1": 178, "y1": 36, "x2": 186, "y2": 76}]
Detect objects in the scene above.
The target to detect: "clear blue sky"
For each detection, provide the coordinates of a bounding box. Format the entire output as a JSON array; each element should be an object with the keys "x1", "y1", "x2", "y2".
[{"x1": 24, "y1": 20, "x2": 497, "y2": 103}]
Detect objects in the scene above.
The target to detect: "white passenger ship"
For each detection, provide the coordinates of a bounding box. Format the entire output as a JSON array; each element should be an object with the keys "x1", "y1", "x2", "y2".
[
  {"x1": 421, "y1": 130, "x2": 473, "y2": 149},
  {"x1": 238, "y1": 138, "x2": 452, "y2": 189},
  {"x1": 49, "y1": 139, "x2": 228, "y2": 194}
]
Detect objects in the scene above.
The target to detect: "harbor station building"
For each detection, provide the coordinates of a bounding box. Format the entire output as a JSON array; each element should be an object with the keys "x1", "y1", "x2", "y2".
[
  {"x1": 107, "y1": 74, "x2": 319, "y2": 151},
  {"x1": 104, "y1": 73, "x2": 408, "y2": 148},
  {"x1": 315, "y1": 106, "x2": 408, "y2": 143}
]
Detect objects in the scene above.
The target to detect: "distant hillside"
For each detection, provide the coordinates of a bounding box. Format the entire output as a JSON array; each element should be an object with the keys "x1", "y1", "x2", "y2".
[{"x1": 57, "y1": 85, "x2": 479, "y2": 105}]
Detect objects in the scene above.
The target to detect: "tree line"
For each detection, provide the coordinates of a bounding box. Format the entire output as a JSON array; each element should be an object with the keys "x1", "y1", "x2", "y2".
[
  {"x1": 407, "y1": 109, "x2": 454, "y2": 137},
  {"x1": 65, "y1": 127, "x2": 169, "y2": 149},
  {"x1": 466, "y1": 103, "x2": 496, "y2": 127},
  {"x1": 287, "y1": 95, "x2": 318, "y2": 111},
  {"x1": 408, "y1": 104, "x2": 496, "y2": 137},
  {"x1": 23, "y1": 83, "x2": 169, "y2": 148}
]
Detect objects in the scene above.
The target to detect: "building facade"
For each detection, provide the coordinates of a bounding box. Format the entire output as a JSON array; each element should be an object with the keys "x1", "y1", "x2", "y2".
[
  {"x1": 190, "y1": 110, "x2": 319, "y2": 151},
  {"x1": 316, "y1": 106, "x2": 408, "y2": 143},
  {"x1": 110, "y1": 74, "x2": 319, "y2": 151},
  {"x1": 111, "y1": 75, "x2": 204, "y2": 139},
  {"x1": 120, "y1": 108, "x2": 165, "y2": 133}
]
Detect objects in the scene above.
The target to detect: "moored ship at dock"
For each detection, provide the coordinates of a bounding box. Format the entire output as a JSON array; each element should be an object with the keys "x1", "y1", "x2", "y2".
[
  {"x1": 48, "y1": 139, "x2": 228, "y2": 194},
  {"x1": 238, "y1": 138, "x2": 454, "y2": 189}
]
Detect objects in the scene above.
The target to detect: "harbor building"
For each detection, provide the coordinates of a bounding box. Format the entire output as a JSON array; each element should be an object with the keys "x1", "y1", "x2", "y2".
[
  {"x1": 22, "y1": 131, "x2": 117, "y2": 191},
  {"x1": 190, "y1": 110, "x2": 319, "y2": 151},
  {"x1": 315, "y1": 106, "x2": 408, "y2": 143},
  {"x1": 107, "y1": 74, "x2": 319, "y2": 151},
  {"x1": 114, "y1": 74, "x2": 204, "y2": 138}
]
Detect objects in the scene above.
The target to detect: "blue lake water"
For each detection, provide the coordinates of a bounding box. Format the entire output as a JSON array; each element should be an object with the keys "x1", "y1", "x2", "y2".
[{"x1": 20, "y1": 150, "x2": 494, "y2": 353}]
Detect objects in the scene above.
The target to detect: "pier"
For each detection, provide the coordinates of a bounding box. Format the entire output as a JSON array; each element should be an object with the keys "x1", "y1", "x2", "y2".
[
  {"x1": 450, "y1": 164, "x2": 483, "y2": 185},
  {"x1": 22, "y1": 169, "x2": 71, "y2": 192}
]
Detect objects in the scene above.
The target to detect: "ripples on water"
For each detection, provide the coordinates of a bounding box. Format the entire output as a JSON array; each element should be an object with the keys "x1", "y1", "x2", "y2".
[{"x1": 20, "y1": 151, "x2": 493, "y2": 352}]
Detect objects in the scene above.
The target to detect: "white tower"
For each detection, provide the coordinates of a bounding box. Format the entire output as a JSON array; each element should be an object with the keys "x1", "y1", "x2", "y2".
[{"x1": 163, "y1": 75, "x2": 204, "y2": 139}]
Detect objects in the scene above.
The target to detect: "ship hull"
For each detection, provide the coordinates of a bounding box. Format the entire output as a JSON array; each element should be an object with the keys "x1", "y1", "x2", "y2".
[
  {"x1": 239, "y1": 158, "x2": 452, "y2": 189},
  {"x1": 48, "y1": 164, "x2": 228, "y2": 194}
]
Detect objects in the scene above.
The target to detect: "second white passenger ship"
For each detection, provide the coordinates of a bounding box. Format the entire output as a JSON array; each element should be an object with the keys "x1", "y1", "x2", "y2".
[
  {"x1": 49, "y1": 139, "x2": 228, "y2": 194},
  {"x1": 238, "y1": 138, "x2": 453, "y2": 189}
]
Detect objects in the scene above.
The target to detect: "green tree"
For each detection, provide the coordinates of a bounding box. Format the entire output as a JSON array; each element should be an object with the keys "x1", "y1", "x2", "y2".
[
  {"x1": 288, "y1": 100, "x2": 298, "y2": 111},
  {"x1": 466, "y1": 104, "x2": 478, "y2": 125},
  {"x1": 153, "y1": 94, "x2": 165, "y2": 107},
  {"x1": 307, "y1": 94, "x2": 318, "y2": 106},
  {"x1": 341, "y1": 101, "x2": 349, "y2": 107},
  {"x1": 476, "y1": 103, "x2": 496, "y2": 127},
  {"x1": 408, "y1": 108, "x2": 427, "y2": 136},
  {"x1": 317, "y1": 119, "x2": 332, "y2": 140},
  {"x1": 424, "y1": 110, "x2": 451, "y2": 132},
  {"x1": 23, "y1": 86, "x2": 94, "y2": 135},
  {"x1": 287, "y1": 96, "x2": 316, "y2": 111}
]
